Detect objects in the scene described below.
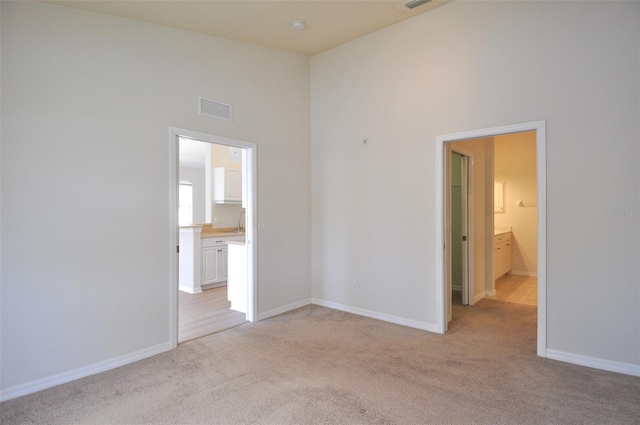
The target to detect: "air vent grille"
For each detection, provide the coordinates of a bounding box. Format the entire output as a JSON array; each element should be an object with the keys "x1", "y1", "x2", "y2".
[
  {"x1": 405, "y1": 0, "x2": 431, "y2": 9},
  {"x1": 199, "y1": 97, "x2": 232, "y2": 121}
]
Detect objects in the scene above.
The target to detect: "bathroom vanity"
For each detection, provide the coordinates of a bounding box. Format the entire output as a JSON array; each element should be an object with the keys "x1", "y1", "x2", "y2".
[{"x1": 493, "y1": 229, "x2": 512, "y2": 280}]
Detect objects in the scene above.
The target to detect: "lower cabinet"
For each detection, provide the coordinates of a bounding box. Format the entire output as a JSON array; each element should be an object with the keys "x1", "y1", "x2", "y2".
[
  {"x1": 202, "y1": 245, "x2": 228, "y2": 287},
  {"x1": 493, "y1": 232, "x2": 512, "y2": 280},
  {"x1": 201, "y1": 235, "x2": 244, "y2": 289}
]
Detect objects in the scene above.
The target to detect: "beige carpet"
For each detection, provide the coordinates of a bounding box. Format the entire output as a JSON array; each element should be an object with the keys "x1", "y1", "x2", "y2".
[{"x1": 2, "y1": 300, "x2": 639, "y2": 424}]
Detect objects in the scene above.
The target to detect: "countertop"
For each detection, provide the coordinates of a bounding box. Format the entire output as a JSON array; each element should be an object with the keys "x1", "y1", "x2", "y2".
[
  {"x1": 201, "y1": 227, "x2": 245, "y2": 238},
  {"x1": 494, "y1": 226, "x2": 512, "y2": 236},
  {"x1": 179, "y1": 225, "x2": 245, "y2": 239}
]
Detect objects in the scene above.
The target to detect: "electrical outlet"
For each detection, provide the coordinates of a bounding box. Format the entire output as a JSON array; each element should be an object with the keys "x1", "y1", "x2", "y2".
[{"x1": 355, "y1": 278, "x2": 360, "y2": 288}]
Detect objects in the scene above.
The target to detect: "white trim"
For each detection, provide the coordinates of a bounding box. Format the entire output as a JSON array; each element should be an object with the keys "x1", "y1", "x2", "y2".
[
  {"x1": 178, "y1": 285, "x2": 202, "y2": 294},
  {"x1": 169, "y1": 127, "x2": 259, "y2": 341},
  {"x1": 546, "y1": 349, "x2": 640, "y2": 377},
  {"x1": 472, "y1": 290, "x2": 486, "y2": 304},
  {"x1": 312, "y1": 299, "x2": 440, "y2": 333},
  {"x1": 435, "y1": 121, "x2": 547, "y2": 355},
  {"x1": 257, "y1": 299, "x2": 312, "y2": 321},
  {"x1": 508, "y1": 270, "x2": 538, "y2": 277},
  {"x1": 435, "y1": 137, "x2": 446, "y2": 334},
  {"x1": 244, "y1": 144, "x2": 258, "y2": 323},
  {"x1": 535, "y1": 123, "x2": 547, "y2": 357},
  {"x1": 168, "y1": 129, "x2": 179, "y2": 349},
  {"x1": 0, "y1": 342, "x2": 172, "y2": 402}
]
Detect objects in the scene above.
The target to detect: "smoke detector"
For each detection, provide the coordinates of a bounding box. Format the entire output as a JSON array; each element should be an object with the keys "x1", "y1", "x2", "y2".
[{"x1": 291, "y1": 20, "x2": 306, "y2": 31}]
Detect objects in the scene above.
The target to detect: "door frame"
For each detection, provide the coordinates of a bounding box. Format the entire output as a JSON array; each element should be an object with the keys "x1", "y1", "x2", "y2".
[
  {"x1": 168, "y1": 127, "x2": 258, "y2": 349},
  {"x1": 445, "y1": 146, "x2": 474, "y2": 319},
  {"x1": 435, "y1": 121, "x2": 547, "y2": 357}
]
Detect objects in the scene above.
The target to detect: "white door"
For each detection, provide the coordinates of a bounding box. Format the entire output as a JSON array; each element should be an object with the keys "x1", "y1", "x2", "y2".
[
  {"x1": 451, "y1": 151, "x2": 470, "y2": 307},
  {"x1": 445, "y1": 145, "x2": 472, "y2": 327}
]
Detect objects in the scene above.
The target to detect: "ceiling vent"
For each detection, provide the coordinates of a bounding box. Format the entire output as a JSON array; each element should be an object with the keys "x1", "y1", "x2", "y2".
[
  {"x1": 199, "y1": 96, "x2": 232, "y2": 121},
  {"x1": 405, "y1": 0, "x2": 432, "y2": 9}
]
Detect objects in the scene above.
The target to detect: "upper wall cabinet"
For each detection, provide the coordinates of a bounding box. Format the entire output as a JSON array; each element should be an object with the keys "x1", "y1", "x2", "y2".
[{"x1": 214, "y1": 167, "x2": 242, "y2": 204}]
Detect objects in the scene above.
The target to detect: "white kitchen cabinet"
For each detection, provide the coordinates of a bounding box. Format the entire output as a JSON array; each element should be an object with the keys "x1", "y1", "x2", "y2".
[
  {"x1": 202, "y1": 238, "x2": 229, "y2": 288},
  {"x1": 213, "y1": 167, "x2": 242, "y2": 204},
  {"x1": 201, "y1": 235, "x2": 244, "y2": 289},
  {"x1": 202, "y1": 246, "x2": 228, "y2": 287},
  {"x1": 493, "y1": 232, "x2": 512, "y2": 280}
]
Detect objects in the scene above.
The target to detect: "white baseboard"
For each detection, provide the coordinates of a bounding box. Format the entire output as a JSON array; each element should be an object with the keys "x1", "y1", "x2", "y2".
[
  {"x1": 257, "y1": 298, "x2": 312, "y2": 321},
  {"x1": 311, "y1": 298, "x2": 439, "y2": 333},
  {"x1": 472, "y1": 291, "x2": 486, "y2": 304},
  {"x1": 486, "y1": 289, "x2": 496, "y2": 296},
  {"x1": 508, "y1": 270, "x2": 538, "y2": 277},
  {"x1": 546, "y1": 349, "x2": 640, "y2": 377},
  {"x1": 0, "y1": 342, "x2": 172, "y2": 402},
  {"x1": 201, "y1": 282, "x2": 226, "y2": 290},
  {"x1": 179, "y1": 285, "x2": 202, "y2": 294}
]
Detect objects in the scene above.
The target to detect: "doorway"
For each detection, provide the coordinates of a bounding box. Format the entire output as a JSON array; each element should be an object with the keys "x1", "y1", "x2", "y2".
[
  {"x1": 169, "y1": 127, "x2": 258, "y2": 349},
  {"x1": 435, "y1": 121, "x2": 547, "y2": 357}
]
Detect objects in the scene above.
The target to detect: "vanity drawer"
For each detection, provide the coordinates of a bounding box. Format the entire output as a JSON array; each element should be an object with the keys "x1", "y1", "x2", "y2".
[{"x1": 494, "y1": 232, "x2": 512, "y2": 245}]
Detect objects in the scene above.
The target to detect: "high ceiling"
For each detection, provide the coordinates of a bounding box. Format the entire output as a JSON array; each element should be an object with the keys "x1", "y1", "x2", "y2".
[
  {"x1": 45, "y1": 0, "x2": 451, "y2": 56},
  {"x1": 179, "y1": 137, "x2": 209, "y2": 169}
]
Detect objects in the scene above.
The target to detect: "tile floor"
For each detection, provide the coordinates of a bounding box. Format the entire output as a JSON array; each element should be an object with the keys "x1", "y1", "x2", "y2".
[
  {"x1": 452, "y1": 274, "x2": 538, "y2": 306},
  {"x1": 489, "y1": 274, "x2": 538, "y2": 306}
]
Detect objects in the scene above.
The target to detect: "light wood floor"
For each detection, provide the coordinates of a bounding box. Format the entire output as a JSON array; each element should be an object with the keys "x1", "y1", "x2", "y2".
[{"x1": 179, "y1": 286, "x2": 247, "y2": 343}]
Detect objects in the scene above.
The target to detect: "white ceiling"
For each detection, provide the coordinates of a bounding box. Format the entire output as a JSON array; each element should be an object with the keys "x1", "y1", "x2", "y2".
[
  {"x1": 179, "y1": 138, "x2": 209, "y2": 169},
  {"x1": 45, "y1": 0, "x2": 451, "y2": 56}
]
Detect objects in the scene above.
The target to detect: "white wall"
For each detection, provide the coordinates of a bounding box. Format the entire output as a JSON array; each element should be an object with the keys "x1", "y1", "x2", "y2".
[
  {"x1": 208, "y1": 143, "x2": 243, "y2": 228},
  {"x1": 2, "y1": 0, "x2": 639, "y2": 399},
  {"x1": 1, "y1": 1, "x2": 311, "y2": 394},
  {"x1": 494, "y1": 132, "x2": 538, "y2": 275},
  {"x1": 311, "y1": 1, "x2": 639, "y2": 368},
  {"x1": 179, "y1": 166, "x2": 206, "y2": 224}
]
